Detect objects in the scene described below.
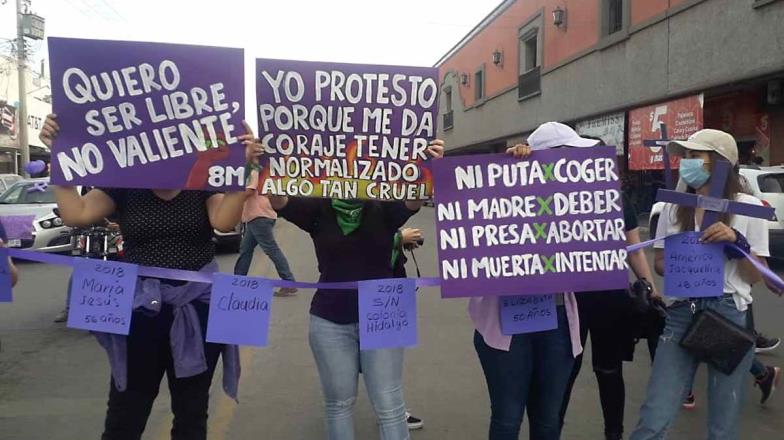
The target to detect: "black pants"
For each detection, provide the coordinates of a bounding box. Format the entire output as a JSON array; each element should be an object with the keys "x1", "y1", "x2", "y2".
[
  {"x1": 102, "y1": 302, "x2": 223, "y2": 440},
  {"x1": 560, "y1": 291, "x2": 634, "y2": 437}
]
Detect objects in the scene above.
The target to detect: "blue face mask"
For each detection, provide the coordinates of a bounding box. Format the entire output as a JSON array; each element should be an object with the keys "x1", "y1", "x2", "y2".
[{"x1": 679, "y1": 158, "x2": 710, "y2": 189}]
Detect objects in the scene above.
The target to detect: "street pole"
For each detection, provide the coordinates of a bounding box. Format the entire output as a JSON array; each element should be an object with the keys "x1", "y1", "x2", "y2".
[{"x1": 16, "y1": 0, "x2": 30, "y2": 177}]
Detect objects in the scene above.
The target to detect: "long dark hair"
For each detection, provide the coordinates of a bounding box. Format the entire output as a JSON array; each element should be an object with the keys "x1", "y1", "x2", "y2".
[{"x1": 673, "y1": 151, "x2": 742, "y2": 231}]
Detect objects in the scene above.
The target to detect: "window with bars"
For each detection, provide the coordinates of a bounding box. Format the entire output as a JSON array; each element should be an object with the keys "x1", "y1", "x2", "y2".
[
  {"x1": 474, "y1": 69, "x2": 484, "y2": 101},
  {"x1": 518, "y1": 26, "x2": 541, "y2": 99},
  {"x1": 520, "y1": 33, "x2": 538, "y2": 73},
  {"x1": 443, "y1": 87, "x2": 453, "y2": 129},
  {"x1": 608, "y1": 0, "x2": 624, "y2": 35}
]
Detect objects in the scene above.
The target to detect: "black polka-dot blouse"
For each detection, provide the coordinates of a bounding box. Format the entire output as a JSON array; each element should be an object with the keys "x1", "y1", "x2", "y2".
[{"x1": 100, "y1": 189, "x2": 216, "y2": 271}]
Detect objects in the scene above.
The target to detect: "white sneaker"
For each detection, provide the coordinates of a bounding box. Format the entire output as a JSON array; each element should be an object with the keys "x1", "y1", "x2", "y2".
[{"x1": 406, "y1": 411, "x2": 423, "y2": 430}]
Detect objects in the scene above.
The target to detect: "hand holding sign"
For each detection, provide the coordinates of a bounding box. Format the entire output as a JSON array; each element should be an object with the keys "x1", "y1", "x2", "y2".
[
  {"x1": 39, "y1": 113, "x2": 59, "y2": 148},
  {"x1": 240, "y1": 121, "x2": 265, "y2": 166},
  {"x1": 664, "y1": 232, "x2": 724, "y2": 297},
  {"x1": 700, "y1": 222, "x2": 738, "y2": 244},
  {"x1": 206, "y1": 274, "x2": 273, "y2": 347},
  {"x1": 358, "y1": 278, "x2": 417, "y2": 350},
  {"x1": 505, "y1": 143, "x2": 533, "y2": 159},
  {"x1": 67, "y1": 259, "x2": 138, "y2": 335},
  {"x1": 426, "y1": 139, "x2": 445, "y2": 160}
]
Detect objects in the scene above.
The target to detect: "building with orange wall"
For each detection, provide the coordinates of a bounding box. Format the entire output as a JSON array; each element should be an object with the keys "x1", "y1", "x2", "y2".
[{"x1": 435, "y1": 0, "x2": 784, "y2": 178}]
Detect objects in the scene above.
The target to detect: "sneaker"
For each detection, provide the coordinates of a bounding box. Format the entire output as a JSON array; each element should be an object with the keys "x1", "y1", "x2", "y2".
[
  {"x1": 755, "y1": 334, "x2": 781, "y2": 353},
  {"x1": 755, "y1": 366, "x2": 781, "y2": 405},
  {"x1": 274, "y1": 287, "x2": 298, "y2": 297},
  {"x1": 406, "y1": 411, "x2": 423, "y2": 430},
  {"x1": 53, "y1": 308, "x2": 69, "y2": 323},
  {"x1": 682, "y1": 393, "x2": 696, "y2": 410}
]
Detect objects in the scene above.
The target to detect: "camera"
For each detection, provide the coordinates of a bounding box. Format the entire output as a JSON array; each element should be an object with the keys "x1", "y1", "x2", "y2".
[{"x1": 404, "y1": 237, "x2": 424, "y2": 250}]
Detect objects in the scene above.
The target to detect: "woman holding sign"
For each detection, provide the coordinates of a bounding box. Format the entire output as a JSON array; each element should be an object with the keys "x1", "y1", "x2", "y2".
[
  {"x1": 558, "y1": 135, "x2": 663, "y2": 440},
  {"x1": 630, "y1": 129, "x2": 770, "y2": 440},
  {"x1": 0, "y1": 220, "x2": 19, "y2": 287},
  {"x1": 470, "y1": 123, "x2": 605, "y2": 440},
  {"x1": 269, "y1": 140, "x2": 443, "y2": 440},
  {"x1": 40, "y1": 114, "x2": 261, "y2": 440}
]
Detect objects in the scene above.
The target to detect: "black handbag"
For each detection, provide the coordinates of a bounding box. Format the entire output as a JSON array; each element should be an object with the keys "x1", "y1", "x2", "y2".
[
  {"x1": 627, "y1": 278, "x2": 666, "y2": 350},
  {"x1": 628, "y1": 278, "x2": 666, "y2": 317},
  {"x1": 679, "y1": 304, "x2": 755, "y2": 375}
]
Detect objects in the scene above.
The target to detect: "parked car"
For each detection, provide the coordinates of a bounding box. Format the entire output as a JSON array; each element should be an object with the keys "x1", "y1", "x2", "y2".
[
  {"x1": 648, "y1": 166, "x2": 784, "y2": 257},
  {"x1": 0, "y1": 174, "x2": 22, "y2": 194},
  {"x1": 0, "y1": 179, "x2": 73, "y2": 253}
]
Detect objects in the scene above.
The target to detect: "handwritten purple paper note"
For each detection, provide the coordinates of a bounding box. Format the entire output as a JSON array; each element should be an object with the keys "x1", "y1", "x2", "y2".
[
  {"x1": 359, "y1": 278, "x2": 417, "y2": 350},
  {"x1": 500, "y1": 294, "x2": 558, "y2": 335},
  {"x1": 206, "y1": 273, "x2": 273, "y2": 347},
  {"x1": 67, "y1": 259, "x2": 138, "y2": 335},
  {"x1": 0, "y1": 248, "x2": 12, "y2": 302},
  {"x1": 0, "y1": 215, "x2": 35, "y2": 240},
  {"x1": 665, "y1": 232, "x2": 724, "y2": 298}
]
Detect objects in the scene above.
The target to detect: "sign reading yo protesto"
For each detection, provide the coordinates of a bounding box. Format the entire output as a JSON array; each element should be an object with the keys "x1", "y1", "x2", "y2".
[
  {"x1": 433, "y1": 147, "x2": 629, "y2": 298},
  {"x1": 256, "y1": 59, "x2": 438, "y2": 201},
  {"x1": 48, "y1": 37, "x2": 246, "y2": 190}
]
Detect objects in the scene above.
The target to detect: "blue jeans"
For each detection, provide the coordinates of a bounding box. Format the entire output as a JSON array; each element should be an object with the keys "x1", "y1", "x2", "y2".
[
  {"x1": 750, "y1": 358, "x2": 765, "y2": 377},
  {"x1": 630, "y1": 297, "x2": 754, "y2": 440},
  {"x1": 66, "y1": 274, "x2": 72, "y2": 307},
  {"x1": 474, "y1": 306, "x2": 575, "y2": 440},
  {"x1": 308, "y1": 314, "x2": 409, "y2": 440},
  {"x1": 233, "y1": 218, "x2": 294, "y2": 281}
]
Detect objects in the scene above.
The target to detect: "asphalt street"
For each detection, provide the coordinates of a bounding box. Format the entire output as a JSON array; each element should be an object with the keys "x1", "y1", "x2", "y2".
[{"x1": 1, "y1": 208, "x2": 783, "y2": 439}]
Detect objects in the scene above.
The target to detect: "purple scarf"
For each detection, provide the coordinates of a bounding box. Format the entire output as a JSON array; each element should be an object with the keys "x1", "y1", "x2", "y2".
[{"x1": 92, "y1": 261, "x2": 241, "y2": 401}]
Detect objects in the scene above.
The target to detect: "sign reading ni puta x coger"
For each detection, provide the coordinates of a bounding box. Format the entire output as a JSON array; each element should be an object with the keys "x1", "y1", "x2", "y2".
[{"x1": 432, "y1": 147, "x2": 629, "y2": 298}]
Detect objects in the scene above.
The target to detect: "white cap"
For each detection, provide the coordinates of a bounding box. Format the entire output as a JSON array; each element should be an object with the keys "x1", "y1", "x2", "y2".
[
  {"x1": 526, "y1": 122, "x2": 601, "y2": 150},
  {"x1": 667, "y1": 129, "x2": 739, "y2": 166}
]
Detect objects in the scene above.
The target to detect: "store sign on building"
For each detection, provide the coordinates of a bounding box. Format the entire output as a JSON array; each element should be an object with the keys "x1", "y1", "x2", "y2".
[
  {"x1": 628, "y1": 94, "x2": 704, "y2": 170},
  {"x1": 575, "y1": 112, "x2": 625, "y2": 156}
]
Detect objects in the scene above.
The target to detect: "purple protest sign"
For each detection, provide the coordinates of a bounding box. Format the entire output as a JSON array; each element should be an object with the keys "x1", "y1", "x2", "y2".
[
  {"x1": 432, "y1": 147, "x2": 629, "y2": 298},
  {"x1": 67, "y1": 259, "x2": 138, "y2": 335},
  {"x1": 0, "y1": 248, "x2": 12, "y2": 302},
  {"x1": 255, "y1": 59, "x2": 438, "y2": 201},
  {"x1": 500, "y1": 294, "x2": 558, "y2": 335},
  {"x1": 0, "y1": 215, "x2": 35, "y2": 240},
  {"x1": 206, "y1": 273, "x2": 273, "y2": 347},
  {"x1": 358, "y1": 278, "x2": 417, "y2": 350},
  {"x1": 664, "y1": 232, "x2": 724, "y2": 297},
  {"x1": 48, "y1": 37, "x2": 245, "y2": 191}
]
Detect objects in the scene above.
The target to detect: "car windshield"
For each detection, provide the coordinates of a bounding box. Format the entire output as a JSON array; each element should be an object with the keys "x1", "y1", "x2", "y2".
[
  {"x1": 0, "y1": 181, "x2": 56, "y2": 204},
  {"x1": 758, "y1": 173, "x2": 784, "y2": 193},
  {"x1": 1, "y1": 176, "x2": 21, "y2": 189}
]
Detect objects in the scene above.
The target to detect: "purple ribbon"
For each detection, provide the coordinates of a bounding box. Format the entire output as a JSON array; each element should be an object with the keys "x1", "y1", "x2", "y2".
[
  {"x1": 9, "y1": 243, "x2": 778, "y2": 291},
  {"x1": 626, "y1": 237, "x2": 661, "y2": 254},
  {"x1": 26, "y1": 181, "x2": 48, "y2": 193},
  {"x1": 728, "y1": 244, "x2": 784, "y2": 292},
  {"x1": 7, "y1": 248, "x2": 441, "y2": 289}
]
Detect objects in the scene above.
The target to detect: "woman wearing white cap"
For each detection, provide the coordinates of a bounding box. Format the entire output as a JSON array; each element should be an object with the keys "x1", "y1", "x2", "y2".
[
  {"x1": 630, "y1": 129, "x2": 770, "y2": 440},
  {"x1": 471, "y1": 122, "x2": 656, "y2": 440}
]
